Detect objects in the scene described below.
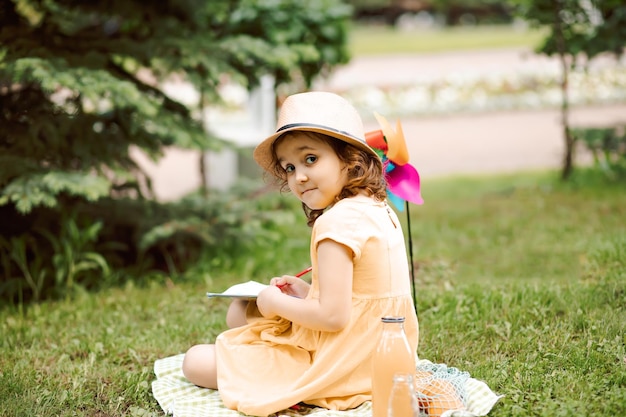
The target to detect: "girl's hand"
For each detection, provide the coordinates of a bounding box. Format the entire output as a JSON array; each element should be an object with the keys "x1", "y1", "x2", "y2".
[{"x1": 270, "y1": 275, "x2": 310, "y2": 299}]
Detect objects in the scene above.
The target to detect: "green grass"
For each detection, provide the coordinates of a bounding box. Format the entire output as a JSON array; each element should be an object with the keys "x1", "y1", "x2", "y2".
[
  {"x1": 1, "y1": 169, "x2": 625, "y2": 416},
  {"x1": 349, "y1": 24, "x2": 547, "y2": 56},
  {"x1": 413, "y1": 170, "x2": 626, "y2": 286}
]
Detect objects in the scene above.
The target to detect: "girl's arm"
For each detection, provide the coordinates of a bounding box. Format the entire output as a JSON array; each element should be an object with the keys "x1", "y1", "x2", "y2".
[
  {"x1": 257, "y1": 239, "x2": 353, "y2": 332},
  {"x1": 225, "y1": 299, "x2": 249, "y2": 328}
]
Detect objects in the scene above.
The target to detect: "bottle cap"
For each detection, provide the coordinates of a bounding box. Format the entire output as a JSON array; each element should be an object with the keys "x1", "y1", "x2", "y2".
[{"x1": 381, "y1": 316, "x2": 405, "y2": 323}]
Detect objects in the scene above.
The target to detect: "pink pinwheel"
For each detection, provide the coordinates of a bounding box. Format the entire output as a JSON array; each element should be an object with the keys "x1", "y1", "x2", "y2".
[{"x1": 365, "y1": 113, "x2": 423, "y2": 210}]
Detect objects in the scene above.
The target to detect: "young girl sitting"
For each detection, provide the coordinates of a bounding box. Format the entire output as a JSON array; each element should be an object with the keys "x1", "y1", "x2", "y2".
[{"x1": 182, "y1": 91, "x2": 419, "y2": 416}]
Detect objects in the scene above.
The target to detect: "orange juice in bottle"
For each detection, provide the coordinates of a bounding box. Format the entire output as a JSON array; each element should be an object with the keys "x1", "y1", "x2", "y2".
[
  {"x1": 388, "y1": 373, "x2": 420, "y2": 417},
  {"x1": 371, "y1": 316, "x2": 415, "y2": 417}
]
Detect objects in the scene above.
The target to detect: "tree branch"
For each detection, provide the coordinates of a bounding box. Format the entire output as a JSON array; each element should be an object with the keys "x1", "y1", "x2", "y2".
[{"x1": 106, "y1": 59, "x2": 191, "y2": 118}]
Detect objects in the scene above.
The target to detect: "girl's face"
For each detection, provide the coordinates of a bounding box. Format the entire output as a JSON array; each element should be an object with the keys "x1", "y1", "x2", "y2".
[{"x1": 274, "y1": 133, "x2": 347, "y2": 210}]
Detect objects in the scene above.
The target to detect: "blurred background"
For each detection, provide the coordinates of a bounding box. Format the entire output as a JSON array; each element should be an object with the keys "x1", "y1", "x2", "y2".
[
  {"x1": 1, "y1": 0, "x2": 625, "y2": 302},
  {"x1": 136, "y1": 0, "x2": 626, "y2": 201}
]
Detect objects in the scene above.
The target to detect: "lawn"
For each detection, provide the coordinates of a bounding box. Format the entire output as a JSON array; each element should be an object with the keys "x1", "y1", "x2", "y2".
[
  {"x1": 1, "y1": 169, "x2": 624, "y2": 416},
  {"x1": 348, "y1": 24, "x2": 547, "y2": 56},
  {"x1": 2, "y1": 10, "x2": 623, "y2": 417}
]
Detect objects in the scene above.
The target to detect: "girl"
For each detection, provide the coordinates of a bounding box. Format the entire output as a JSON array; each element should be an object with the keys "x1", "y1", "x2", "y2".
[{"x1": 182, "y1": 91, "x2": 419, "y2": 416}]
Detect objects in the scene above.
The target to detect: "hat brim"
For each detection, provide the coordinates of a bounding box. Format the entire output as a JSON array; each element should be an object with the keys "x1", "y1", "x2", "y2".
[{"x1": 253, "y1": 123, "x2": 381, "y2": 174}]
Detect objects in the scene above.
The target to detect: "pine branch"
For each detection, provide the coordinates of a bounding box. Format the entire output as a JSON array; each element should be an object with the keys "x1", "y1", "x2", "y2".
[{"x1": 106, "y1": 59, "x2": 191, "y2": 117}]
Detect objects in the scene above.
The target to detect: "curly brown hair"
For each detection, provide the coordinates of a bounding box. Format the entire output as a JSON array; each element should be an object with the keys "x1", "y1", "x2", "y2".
[{"x1": 267, "y1": 132, "x2": 387, "y2": 226}]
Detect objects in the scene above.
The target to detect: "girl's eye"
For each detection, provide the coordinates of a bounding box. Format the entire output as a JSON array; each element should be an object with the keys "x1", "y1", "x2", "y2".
[
  {"x1": 283, "y1": 164, "x2": 294, "y2": 173},
  {"x1": 305, "y1": 155, "x2": 317, "y2": 164}
]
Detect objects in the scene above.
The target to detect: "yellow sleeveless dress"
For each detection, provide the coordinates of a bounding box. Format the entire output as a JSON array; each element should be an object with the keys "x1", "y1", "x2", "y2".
[{"x1": 215, "y1": 195, "x2": 419, "y2": 416}]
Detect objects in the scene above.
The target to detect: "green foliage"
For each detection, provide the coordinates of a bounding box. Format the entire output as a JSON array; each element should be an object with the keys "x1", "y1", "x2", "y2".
[
  {"x1": 573, "y1": 125, "x2": 626, "y2": 179},
  {"x1": 0, "y1": 234, "x2": 48, "y2": 302},
  {"x1": 132, "y1": 180, "x2": 303, "y2": 280},
  {"x1": 510, "y1": 0, "x2": 626, "y2": 179},
  {"x1": 0, "y1": 0, "x2": 352, "y2": 214},
  {"x1": 0, "y1": 0, "x2": 351, "y2": 302},
  {"x1": 40, "y1": 217, "x2": 110, "y2": 293},
  {"x1": 224, "y1": 0, "x2": 353, "y2": 87},
  {"x1": 511, "y1": 0, "x2": 626, "y2": 60},
  {"x1": 0, "y1": 213, "x2": 110, "y2": 302},
  {"x1": 0, "y1": 179, "x2": 306, "y2": 303},
  {"x1": 0, "y1": 170, "x2": 110, "y2": 214}
]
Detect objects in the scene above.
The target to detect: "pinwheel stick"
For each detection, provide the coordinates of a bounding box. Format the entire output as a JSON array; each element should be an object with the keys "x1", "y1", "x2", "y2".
[
  {"x1": 365, "y1": 114, "x2": 420, "y2": 310},
  {"x1": 405, "y1": 200, "x2": 417, "y2": 310}
]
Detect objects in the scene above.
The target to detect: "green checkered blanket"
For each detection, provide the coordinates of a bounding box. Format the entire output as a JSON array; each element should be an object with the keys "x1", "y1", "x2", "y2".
[{"x1": 152, "y1": 354, "x2": 502, "y2": 417}]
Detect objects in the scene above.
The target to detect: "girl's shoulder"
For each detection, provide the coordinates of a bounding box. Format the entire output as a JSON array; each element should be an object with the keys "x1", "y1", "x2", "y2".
[
  {"x1": 331, "y1": 194, "x2": 381, "y2": 211},
  {"x1": 319, "y1": 195, "x2": 385, "y2": 225},
  {"x1": 313, "y1": 196, "x2": 387, "y2": 250}
]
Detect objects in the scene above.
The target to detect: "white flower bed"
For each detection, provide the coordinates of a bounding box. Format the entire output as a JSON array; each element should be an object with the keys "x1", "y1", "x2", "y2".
[{"x1": 340, "y1": 65, "x2": 626, "y2": 120}]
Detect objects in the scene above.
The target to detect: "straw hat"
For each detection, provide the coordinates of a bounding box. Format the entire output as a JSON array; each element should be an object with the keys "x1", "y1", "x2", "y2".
[{"x1": 253, "y1": 91, "x2": 380, "y2": 173}]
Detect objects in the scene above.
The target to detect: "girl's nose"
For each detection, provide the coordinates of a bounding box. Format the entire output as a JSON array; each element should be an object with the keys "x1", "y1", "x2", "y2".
[{"x1": 295, "y1": 168, "x2": 308, "y2": 182}]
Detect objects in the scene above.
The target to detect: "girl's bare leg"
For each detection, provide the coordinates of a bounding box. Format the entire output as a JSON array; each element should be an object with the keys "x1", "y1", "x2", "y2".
[
  {"x1": 182, "y1": 300, "x2": 248, "y2": 388},
  {"x1": 226, "y1": 299, "x2": 248, "y2": 328},
  {"x1": 182, "y1": 344, "x2": 218, "y2": 389}
]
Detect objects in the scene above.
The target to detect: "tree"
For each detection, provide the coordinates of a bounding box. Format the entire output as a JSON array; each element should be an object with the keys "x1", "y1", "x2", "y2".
[
  {"x1": 0, "y1": 0, "x2": 352, "y2": 214},
  {"x1": 512, "y1": 0, "x2": 626, "y2": 179},
  {"x1": 0, "y1": 0, "x2": 353, "y2": 301}
]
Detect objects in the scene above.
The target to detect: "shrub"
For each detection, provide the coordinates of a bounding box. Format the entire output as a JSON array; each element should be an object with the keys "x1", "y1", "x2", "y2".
[
  {"x1": 573, "y1": 125, "x2": 626, "y2": 179},
  {"x1": 0, "y1": 180, "x2": 304, "y2": 304}
]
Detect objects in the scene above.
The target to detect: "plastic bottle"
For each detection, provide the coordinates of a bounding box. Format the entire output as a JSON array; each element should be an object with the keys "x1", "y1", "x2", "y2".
[
  {"x1": 371, "y1": 316, "x2": 416, "y2": 417},
  {"x1": 388, "y1": 373, "x2": 420, "y2": 417}
]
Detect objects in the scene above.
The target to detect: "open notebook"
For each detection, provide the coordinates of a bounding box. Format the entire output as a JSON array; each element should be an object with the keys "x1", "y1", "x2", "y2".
[
  {"x1": 207, "y1": 267, "x2": 312, "y2": 299},
  {"x1": 206, "y1": 280, "x2": 269, "y2": 299}
]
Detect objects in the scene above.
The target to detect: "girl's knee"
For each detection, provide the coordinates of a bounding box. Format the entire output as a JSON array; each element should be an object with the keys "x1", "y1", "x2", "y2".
[
  {"x1": 181, "y1": 345, "x2": 198, "y2": 379},
  {"x1": 182, "y1": 344, "x2": 217, "y2": 389},
  {"x1": 182, "y1": 345, "x2": 204, "y2": 378}
]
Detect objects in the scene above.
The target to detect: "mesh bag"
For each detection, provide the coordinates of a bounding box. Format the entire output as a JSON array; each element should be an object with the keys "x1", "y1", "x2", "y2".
[{"x1": 413, "y1": 362, "x2": 469, "y2": 417}]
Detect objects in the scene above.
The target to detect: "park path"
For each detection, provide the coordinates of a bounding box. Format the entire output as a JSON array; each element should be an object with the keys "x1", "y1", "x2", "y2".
[{"x1": 314, "y1": 47, "x2": 626, "y2": 180}]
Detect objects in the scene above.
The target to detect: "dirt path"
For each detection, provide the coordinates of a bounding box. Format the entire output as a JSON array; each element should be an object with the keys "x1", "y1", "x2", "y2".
[
  {"x1": 317, "y1": 47, "x2": 626, "y2": 180},
  {"x1": 364, "y1": 105, "x2": 626, "y2": 180}
]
